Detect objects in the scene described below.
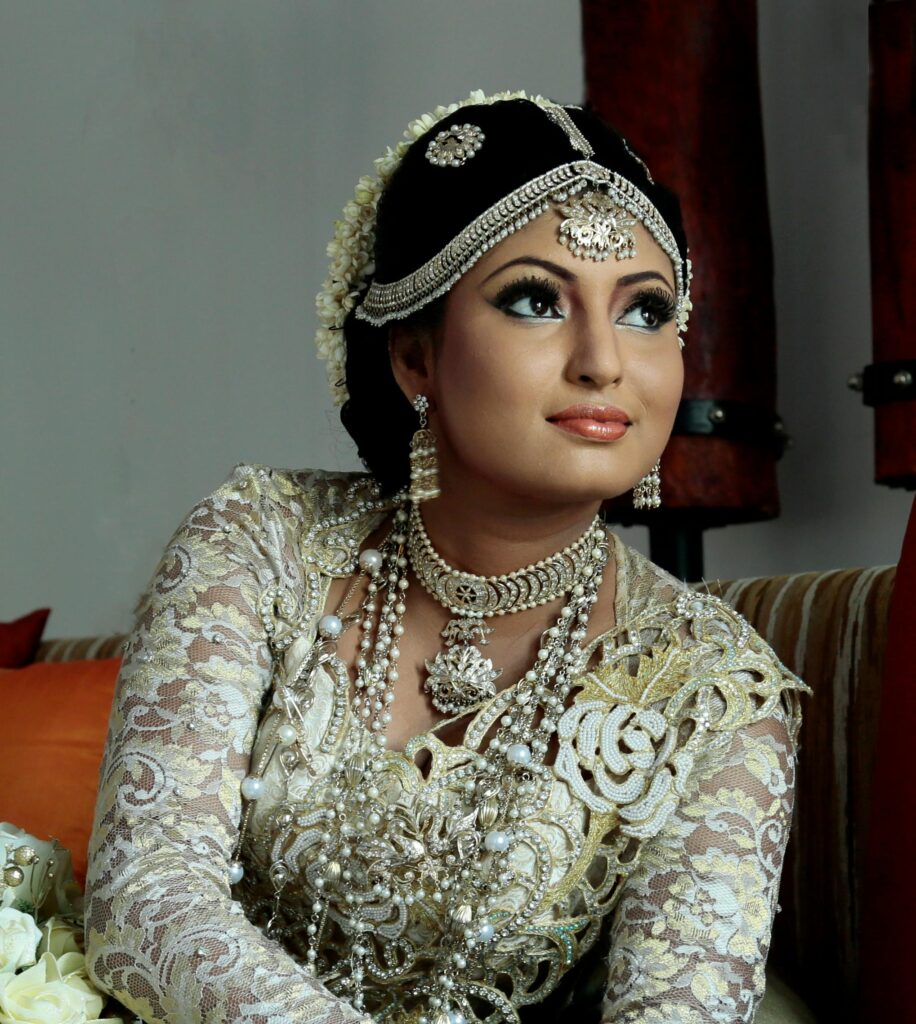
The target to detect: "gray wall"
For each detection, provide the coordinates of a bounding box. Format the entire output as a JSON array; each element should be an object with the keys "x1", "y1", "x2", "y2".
[{"x1": 1, "y1": 1, "x2": 910, "y2": 637}]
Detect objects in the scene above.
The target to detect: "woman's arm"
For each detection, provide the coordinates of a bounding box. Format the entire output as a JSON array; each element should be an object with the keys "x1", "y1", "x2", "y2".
[
  {"x1": 84, "y1": 465, "x2": 371, "y2": 1024},
  {"x1": 601, "y1": 706, "x2": 798, "y2": 1024}
]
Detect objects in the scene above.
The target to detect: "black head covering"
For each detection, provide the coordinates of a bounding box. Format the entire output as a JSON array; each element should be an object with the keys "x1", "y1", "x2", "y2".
[
  {"x1": 368, "y1": 98, "x2": 688, "y2": 298},
  {"x1": 338, "y1": 96, "x2": 689, "y2": 495}
]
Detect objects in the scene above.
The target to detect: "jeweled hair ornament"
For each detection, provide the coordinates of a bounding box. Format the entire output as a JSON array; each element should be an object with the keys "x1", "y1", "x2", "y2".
[{"x1": 315, "y1": 90, "x2": 692, "y2": 406}]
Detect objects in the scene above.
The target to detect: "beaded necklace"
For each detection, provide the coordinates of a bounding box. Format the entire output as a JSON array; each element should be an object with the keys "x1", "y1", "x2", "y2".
[
  {"x1": 234, "y1": 500, "x2": 609, "y2": 1024},
  {"x1": 408, "y1": 504, "x2": 604, "y2": 716}
]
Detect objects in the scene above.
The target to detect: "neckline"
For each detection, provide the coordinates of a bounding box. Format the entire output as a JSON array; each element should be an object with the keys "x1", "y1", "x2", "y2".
[{"x1": 309, "y1": 510, "x2": 629, "y2": 758}]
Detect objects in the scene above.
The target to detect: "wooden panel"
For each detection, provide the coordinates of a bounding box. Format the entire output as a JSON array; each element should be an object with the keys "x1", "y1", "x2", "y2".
[
  {"x1": 584, "y1": 0, "x2": 781, "y2": 521},
  {"x1": 869, "y1": 0, "x2": 916, "y2": 486}
]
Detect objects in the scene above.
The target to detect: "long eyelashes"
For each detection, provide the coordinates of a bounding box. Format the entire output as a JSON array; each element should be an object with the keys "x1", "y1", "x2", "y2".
[
  {"x1": 492, "y1": 275, "x2": 562, "y2": 318},
  {"x1": 621, "y1": 286, "x2": 677, "y2": 326},
  {"x1": 491, "y1": 276, "x2": 677, "y2": 328}
]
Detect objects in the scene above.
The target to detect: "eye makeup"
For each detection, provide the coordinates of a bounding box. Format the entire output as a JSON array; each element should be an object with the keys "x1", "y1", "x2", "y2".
[
  {"x1": 488, "y1": 276, "x2": 677, "y2": 329},
  {"x1": 619, "y1": 286, "x2": 677, "y2": 328},
  {"x1": 490, "y1": 275, "x2": 564, "y2": 320}
]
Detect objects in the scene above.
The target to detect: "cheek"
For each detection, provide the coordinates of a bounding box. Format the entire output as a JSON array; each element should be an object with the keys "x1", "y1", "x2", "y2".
[
  {"x1": 635, "y1": 345, "x2": 684, "y2": 418},
  {"x1": 435, "y1": 323, "x2": 551, "y2": 427}
]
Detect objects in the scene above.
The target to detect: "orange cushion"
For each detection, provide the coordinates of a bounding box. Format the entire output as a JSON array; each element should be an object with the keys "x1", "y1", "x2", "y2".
[{"x1": 1, "y1": 658, "x2": 120, "y2": 886}]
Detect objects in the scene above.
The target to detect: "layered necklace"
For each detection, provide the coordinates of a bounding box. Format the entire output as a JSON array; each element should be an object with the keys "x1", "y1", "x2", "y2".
[
  {"x1": 408, "y1": 503, "x2": 604, "y2": 716},
  {"x1": 239, "y1": 500, "x2": 609, "y2": 1024}
]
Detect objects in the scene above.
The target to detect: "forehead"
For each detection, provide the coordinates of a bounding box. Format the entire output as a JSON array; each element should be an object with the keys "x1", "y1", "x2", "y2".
[{"x1": 464, "y1": 207, "x2": 676, "y2": 291}]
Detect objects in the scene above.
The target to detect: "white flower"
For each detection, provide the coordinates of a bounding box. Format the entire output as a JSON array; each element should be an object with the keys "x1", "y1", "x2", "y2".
[
  {"x1": 36, "y1": 917, "x2": 83, "y2": 959},
  {"x1": 0, "y1": 909, "x2": 41, "y2": 974},
  {"x1": 0, "y1": 951, "x2": 112, "y2": 1023}
]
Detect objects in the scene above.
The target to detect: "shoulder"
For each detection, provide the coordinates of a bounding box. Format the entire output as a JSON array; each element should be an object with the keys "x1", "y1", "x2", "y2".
[
  {"x1": 205, "y1": 463, "x2": 375, "y2": 509},
  {"x1": 187, "y1": 463, "x2": 381, "y2": 533},
  {"x1": 557, "y1": 538, "x2": 811, "y2": 836},
  {"x1": 158, "y1": 463, "x2": 378, "y2": 577},
  {"x1": 198, "y1": 463, "x2": 403, "y2": 578},
  {"x1": 603, "y1": 531, "x2": 812, "y2": 741}
]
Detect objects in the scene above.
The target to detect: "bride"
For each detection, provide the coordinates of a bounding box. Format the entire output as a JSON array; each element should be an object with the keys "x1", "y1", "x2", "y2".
[{"x1": 85, "y1": 91, "x2": 812, "y2": 1024}]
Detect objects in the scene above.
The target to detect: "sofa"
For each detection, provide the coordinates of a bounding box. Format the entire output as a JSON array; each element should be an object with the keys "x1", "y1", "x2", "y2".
[{"x1": 0, "y1": 554, "x2": 904, "y2": 1023}]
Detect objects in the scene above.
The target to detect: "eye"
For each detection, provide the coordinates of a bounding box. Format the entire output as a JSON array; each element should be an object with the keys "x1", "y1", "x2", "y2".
[
  {"x1": 492, "y1": 276, "x2": 564, "y2": 321},
  {"x1": 617, "y1": 287, "x2": 677, "y2": 332}
]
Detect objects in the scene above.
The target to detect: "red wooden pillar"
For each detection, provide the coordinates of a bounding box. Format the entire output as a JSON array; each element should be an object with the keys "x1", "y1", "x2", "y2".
[
  {"x1": 856, "y1": 12, "x2": 916, "y2": 1017},
  {"x1": 583, "y1": 1, "x2": 787, "y2": 574},
  {"x1": 854, "y1": 0, "x2": 916, "y2": 487}
]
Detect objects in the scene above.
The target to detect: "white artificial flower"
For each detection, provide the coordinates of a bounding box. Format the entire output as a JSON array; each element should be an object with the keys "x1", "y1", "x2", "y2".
[
  {"x1": 36, "y1": 917, "x2": 83, "y2": 959},
  {"x1": 0, "y1": 909, "x2": 41, "y2": 974},
  {"x1": 0, "y1": 951, "x2": 112, "y2": 1024}
]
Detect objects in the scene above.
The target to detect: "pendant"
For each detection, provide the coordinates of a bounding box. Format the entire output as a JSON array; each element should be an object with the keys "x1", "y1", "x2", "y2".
[{"x1": 423, "y1": 618, "x2": 501, "y2": 715}]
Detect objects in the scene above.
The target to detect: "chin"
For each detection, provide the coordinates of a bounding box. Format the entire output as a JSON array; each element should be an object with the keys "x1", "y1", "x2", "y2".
[{"x1": 498, "y1": 464, "x2": 627, "y2": 507}]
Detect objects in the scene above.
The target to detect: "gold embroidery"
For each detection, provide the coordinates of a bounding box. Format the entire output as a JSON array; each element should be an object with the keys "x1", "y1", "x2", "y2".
[{"x1": 85, "y1": 466, "x2": 811, "y2": 1024}]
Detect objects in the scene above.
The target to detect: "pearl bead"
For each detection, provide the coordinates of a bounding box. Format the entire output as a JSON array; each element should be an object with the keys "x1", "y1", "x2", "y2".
[
  {"x1": 506, "y1": 743, "x2": 532, "y2": 766},
  {"x1": 449, "y1": 1013, "x2": 467, "y2": 1024},
  {"x1": 477, "y1": 922, "x2": 495, "y2": 942},
  {"x1": 484, "y1": 830, "x2": 509, "y2": 852},
  {"x1": 228, "y1": 860, "x2": 244, "y2": 884},
  {"x1": 318, "y1": 614, "x2": 343, "y2": 638},
  {"x1": 277, "y1": 723, "x2": 297, "y2": 745},
  {"x1": 359, "y1": 548, "x2": 383, "y2": 573},
  {"x1": 241, "y1": 775, "x2": 264, "y2": 800}
]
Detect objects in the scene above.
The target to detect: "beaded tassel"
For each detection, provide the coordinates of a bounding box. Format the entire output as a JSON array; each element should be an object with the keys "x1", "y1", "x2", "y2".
[
  {"x1": 633, "y1": 458, "x2": 662, "y2": 509},
  {"x1": 409, "y1": 394, "x2": 441, "y2": 503}
]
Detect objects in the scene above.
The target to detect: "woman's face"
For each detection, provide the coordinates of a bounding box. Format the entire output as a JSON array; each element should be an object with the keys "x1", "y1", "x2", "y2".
[{"x1": 398, "y1": 208, "x2": 684, "y2": 509}]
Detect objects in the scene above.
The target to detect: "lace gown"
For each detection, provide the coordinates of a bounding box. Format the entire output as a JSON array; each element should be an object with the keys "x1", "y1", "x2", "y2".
[{"x1": 84, "y1": 465, "x2": 812, "y2": 1024}]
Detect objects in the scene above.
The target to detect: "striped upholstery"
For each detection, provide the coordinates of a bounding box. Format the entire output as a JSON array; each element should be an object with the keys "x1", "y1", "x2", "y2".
[
  {"x1": 35, "y1": 563, "x2": 896, "y2": 1021},
  {"x1": 35, "y1": 634, "x2": 127, "y2": 663},
  {"x1": 705, "y1": 566, "x2": 896, "y2": 1021}
]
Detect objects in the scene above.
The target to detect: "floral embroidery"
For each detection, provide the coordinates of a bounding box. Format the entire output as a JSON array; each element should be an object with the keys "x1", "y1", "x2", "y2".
[{"x1": 85, "y1": 466, "x2": 810, "y2": 1024}]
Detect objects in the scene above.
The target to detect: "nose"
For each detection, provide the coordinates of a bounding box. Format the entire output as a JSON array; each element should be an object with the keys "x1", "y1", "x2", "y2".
[{"x1": 564, "y1": 307, "x2": 624, "y2": 389}]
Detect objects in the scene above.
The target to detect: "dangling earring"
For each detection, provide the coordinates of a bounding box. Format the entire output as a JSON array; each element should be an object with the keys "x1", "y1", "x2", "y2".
[
  {"x1": 633, "y1": 458, "x2": 662, "y2": 509},
  {"x1": 409, "y1": 394, "x2": 440, "y2": 502}
]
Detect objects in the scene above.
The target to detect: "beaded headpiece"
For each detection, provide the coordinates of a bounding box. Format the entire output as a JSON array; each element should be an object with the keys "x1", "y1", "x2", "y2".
[{"x1": 315, "y1": 90, "x2": 692, "y2": 406}]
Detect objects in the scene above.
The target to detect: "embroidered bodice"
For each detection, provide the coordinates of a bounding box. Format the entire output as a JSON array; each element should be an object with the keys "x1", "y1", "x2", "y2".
[{"x1": 85, "y1": 465, "x2": 811, "y2": 1024}]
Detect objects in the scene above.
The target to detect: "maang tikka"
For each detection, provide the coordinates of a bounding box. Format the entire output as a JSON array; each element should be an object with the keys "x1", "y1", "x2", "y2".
[
  {"x1": 409, "y1": 394, "x2": 440, "y2": 502},
  {"x1": 633, "y1": 458, "x2": 662, "y2": 509}
]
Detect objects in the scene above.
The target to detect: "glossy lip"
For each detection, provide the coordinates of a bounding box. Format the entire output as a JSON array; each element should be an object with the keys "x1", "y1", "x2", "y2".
[{"x1": 547, "y1": 404, "x2": 631, "y2": 442}]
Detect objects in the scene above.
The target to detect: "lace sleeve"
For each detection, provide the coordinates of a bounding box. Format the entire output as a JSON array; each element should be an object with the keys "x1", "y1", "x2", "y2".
[
  {"x1": 601, "y1": 705, "x2": 798, "y2": 1024},
  {"x1": 84, "y1": 465, "x2": 371, "y2": 1024}
]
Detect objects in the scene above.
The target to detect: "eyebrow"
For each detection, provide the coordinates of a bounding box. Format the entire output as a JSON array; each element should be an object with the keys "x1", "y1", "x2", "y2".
[{"x1": 481, "y1": 257, "x2": 675, "y2": 293}]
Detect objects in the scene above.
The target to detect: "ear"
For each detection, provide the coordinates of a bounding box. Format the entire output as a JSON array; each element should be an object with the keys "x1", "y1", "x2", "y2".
[{"x1": 388, "y1": 323, "x2": 435, "y2": 406}]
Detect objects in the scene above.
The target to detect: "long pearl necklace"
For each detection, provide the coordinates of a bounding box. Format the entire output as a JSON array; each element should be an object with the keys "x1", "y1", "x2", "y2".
[{"x1": 238, "y1": 501, "x2": 609, "y2": 1024}]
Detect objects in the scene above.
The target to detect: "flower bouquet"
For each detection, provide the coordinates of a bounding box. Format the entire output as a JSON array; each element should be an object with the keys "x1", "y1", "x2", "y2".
[{"x1": 0, "y1": 823, "x2": 130, "y2": 1023}]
